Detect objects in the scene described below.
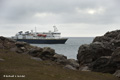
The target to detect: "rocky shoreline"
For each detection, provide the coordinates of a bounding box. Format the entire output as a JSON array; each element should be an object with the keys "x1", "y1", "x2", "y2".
[
  {"x1": 0, "y1": 29, "x2": 120, "y2": 78},
  {"x1": 0, "y1": 36, "x2": 79, "y2": 71}
]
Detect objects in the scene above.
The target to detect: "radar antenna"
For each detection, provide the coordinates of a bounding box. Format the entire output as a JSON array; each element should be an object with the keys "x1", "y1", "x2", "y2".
[{"x1": 53, "y1": 26, "x2": 58, "y2": 32}]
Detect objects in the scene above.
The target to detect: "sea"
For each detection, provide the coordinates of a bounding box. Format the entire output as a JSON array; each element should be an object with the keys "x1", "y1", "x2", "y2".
[{"x1": 31, "y1": 37, "x2": 94, "y2": 59}]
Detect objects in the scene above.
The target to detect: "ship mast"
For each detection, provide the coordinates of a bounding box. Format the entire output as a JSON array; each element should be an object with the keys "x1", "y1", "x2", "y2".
[
  {"x1": 53, "y1": 26, "x2": 58, "y2": 32},
  {"x1": 35, "y1": 26, "x2": 37, "y2": 33}
]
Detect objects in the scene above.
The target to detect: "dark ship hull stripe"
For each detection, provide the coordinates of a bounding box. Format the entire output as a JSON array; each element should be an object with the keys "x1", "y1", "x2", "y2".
[{"x1": 15, "y1": 38, "x2": 68, "y2": 44}]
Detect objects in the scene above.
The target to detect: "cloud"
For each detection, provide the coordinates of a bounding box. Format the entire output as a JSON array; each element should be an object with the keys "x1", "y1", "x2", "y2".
[
  {"x1": 0, "y1": 0, "x2": 120, "y2": 37},
  {"x1": 0, "y1": 0, "x2": 119, "y2": 24}
]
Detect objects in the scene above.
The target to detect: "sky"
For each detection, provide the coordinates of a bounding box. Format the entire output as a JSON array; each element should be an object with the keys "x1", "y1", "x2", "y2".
[{"x1": 0, "y1": 0, "x2": 120, "y2": 37}]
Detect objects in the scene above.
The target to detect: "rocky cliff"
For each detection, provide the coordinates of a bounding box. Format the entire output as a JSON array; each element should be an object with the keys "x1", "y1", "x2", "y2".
[{"x1": 77, "y1": 30, "x2": 120, "y2": 77}]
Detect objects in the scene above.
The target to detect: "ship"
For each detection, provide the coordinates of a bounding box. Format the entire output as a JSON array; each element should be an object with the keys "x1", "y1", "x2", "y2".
[{"x1": 12, "y1": 26, "x2": 68, "y2": 44}]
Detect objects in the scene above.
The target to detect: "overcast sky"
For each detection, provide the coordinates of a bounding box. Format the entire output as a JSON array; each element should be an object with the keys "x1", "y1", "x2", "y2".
[{"x1": 0, "y1": 0, "x2": 120, "y2": 37}]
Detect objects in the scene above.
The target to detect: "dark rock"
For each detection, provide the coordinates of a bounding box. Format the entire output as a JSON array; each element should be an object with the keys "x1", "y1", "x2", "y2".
[
  {"x1": 39, "y1": 47, "x2": 55, "y2": 60},
  {"x1": 64, "y1": 65, "x2": 77, "y2": 70},
  {"x1": 0, "y1": 43, "x2": 4, "y2": 49},
  {"x1": 53, "y1": 54, "x2": 67, "y2": 65},
  {"x1": 104, "y1": 30, "x2": 120, "y2": 39},
  {"x1": 113, "y1": 70, "x2": 120, "y2": 78},
  {"x1": 77, "y1": 30, "x2": 120, "y2": 74},
  {"x1": 93, "y1": 30, "x2": 120, "y2": 51},
  {"x1": 0, "y1": 36, "x2": 16, "y2": 49},
  {"x1": 53, "y1": 54, "x2": 79, "y2": 69},
  {"x1": 31, "y1": 57, "x2": 42, "y2": 61},
  {"x1": 28, "y1": 48, "x2": 43, "y2": 57},
  {"x1": 93, "y1": 36, "x2": 112, "y2": 43},
  {"x1": 79, "y1": 65, "x2": 90, "y2": 71},
  {"x1": 0, "y1": 37, "x2": 58, "y2": 62},
  {"x1": 110, "y1": 40, "x2": 120, "y2": 50},
  {"x1": 0, "y1": 58, "x2": 5, "y2": 61},
  {"x1": 103, "y1": 48, "x2": 120, "y2": 73},
  {"x1": 111, "y1": 47, "x2": 120, "y2": 62},
  {"x1": 93, "y1": 30, "x2": 120, "y2": 43},
  {"x1": 0, "y1": 36, "x2": 80, "y2": 70},
  {"x1": 16, "y1": 47, "x2": 28, "y2": 53},
  {"x1": 16, "y1": 49, "x2": 24, "y2": 53},
  {"x1": 77, "y1": 42, "x2": 112, "y2": 65},
  {"x1": 15, "y1": 42, "x2": 28, "y2": 47},
  {"x1": 95, "y1": 48, "x2": 120, "y2": 73},
  {"x1": 89, "y1": 56, "x2": 113, "y2": 73},
  {"x1": 42, "y1": 47, "x2": 55, "y2": 54},
  {"x1": 88, "y1": 48, "x2": 120, "y2": 73},
  {"x1": 53, "y1": 54, "x2": 67, "y2": 60},
  {"x1": 66, "y1": 59, "x2": 79, "y2": 69}
]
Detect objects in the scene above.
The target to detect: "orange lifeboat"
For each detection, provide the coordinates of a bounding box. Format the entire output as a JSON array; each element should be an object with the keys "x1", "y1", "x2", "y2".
[{"x1": 37, "y1": 34, "x2": 46, "y2": 37}]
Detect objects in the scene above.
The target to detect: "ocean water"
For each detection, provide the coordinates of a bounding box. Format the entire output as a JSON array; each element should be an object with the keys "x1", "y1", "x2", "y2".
[{"x1": 31, "y1": 37, "x2": 94, "y2": 59}]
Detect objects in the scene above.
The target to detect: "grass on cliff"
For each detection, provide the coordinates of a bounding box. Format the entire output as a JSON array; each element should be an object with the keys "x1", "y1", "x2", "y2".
[{"x1": 0, "y1": 49, "x2": 119, "y2": 80}]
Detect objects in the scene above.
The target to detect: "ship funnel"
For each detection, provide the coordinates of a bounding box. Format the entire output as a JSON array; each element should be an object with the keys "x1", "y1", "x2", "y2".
[
  {"x1": 18, "y1": 31, "x2": 23, "y2": 35},
  {"x1": 53, "y1": 26, "x2": 58, "y2": 32}
]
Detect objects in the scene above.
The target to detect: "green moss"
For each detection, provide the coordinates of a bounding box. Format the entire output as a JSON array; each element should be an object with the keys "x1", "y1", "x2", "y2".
[{"x1": 0, "y1": 49, "x2": 119, "y2": 80}]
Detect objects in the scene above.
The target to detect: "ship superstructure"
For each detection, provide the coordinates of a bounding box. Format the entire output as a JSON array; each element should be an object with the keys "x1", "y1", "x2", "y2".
[{"x1": 12, "y1": 26, "x2": 68, "y2": 44}]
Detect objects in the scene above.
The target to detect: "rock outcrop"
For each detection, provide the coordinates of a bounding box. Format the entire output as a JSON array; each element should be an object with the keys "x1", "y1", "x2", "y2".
[
  {"x1": 114, "y1": 70, "x2": 120, "y2": 78},
  {"x1": 0, "y1": 36, "x2": 79, "y2": 70},
  {"x1": 0, "y1": 36, "x2": 16, "y2": 49},
  {"x1": 77, "y1": 30, "x2": 120, "y2": 77},
  {"x1": 77, "y1": 42, "x2": 112, "y2": 65}
]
